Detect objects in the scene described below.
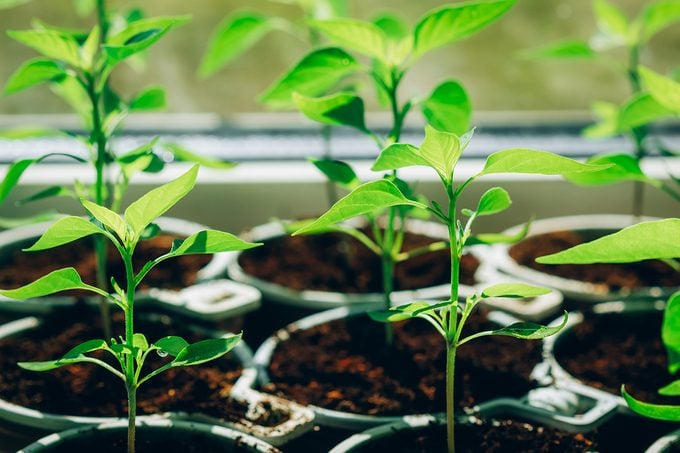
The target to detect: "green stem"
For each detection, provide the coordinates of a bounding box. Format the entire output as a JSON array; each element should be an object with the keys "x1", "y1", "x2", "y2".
[
  {"x1": 628, "y1": 44, "x2": 647, "y2": 218},
  {"x1": 127, "y1": 382, "x2": 136, "y2": 453},
  {"x1": 446, "y1": 183, "x2": 460, "y2": 453},
  {"x1": 123, "y1": 250, "x2": 136, "y2": 453},
  {"x1": 96, "y1": 0, "x2": 109, "y2": 42},
  {"x1": 446, "y1": 341, "x2": 456, "y2": 453}
]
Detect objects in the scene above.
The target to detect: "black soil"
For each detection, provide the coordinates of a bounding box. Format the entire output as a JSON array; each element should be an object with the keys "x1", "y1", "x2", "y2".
[
  {"x1": 239, "y1": 230, "x2": 479, "y2": 293},
  {"x1": 510, "y1": 230, "x2": 680, "y2": 292},
  {"x1": 264, "y1": 310, "x2": 542, "y2": 415},
  {"x1": 555, "y1": 311, "x2": 680, "y2": 405},
  {"x1": 0, "y1": 235, "x2": 211, "y2": 292},
  {"x1": 347, "y1": 419, "x2": 597, "y2": 452},
  {"x1": 0, "y1": 306, "x2": 287, "y2": 427}
]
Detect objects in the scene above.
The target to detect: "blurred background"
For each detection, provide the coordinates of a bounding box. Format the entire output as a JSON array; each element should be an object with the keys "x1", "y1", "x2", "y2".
[{"x1": 1, "y1": 0, "x2": 678, "y2": 117}]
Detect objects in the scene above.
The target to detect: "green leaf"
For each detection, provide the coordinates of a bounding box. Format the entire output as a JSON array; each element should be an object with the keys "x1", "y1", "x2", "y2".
[
  {"x1": 466, "y1": 219, "x2": 530, "y2": 246},
  {"x1": 3, "y1": 58, "x2": 66, "y2": 95},
  {"x1": 117, "y1": 138, "x2": 161, "y2": 178},
  {"x1": 421, "y1": 80, "x2": 471, "y2": 135},
  {"x1": 419, "y1": 125, "x2": 462, "y2": 184},
  {"x1": 618, "y1": 93, "x2": 674, "y2": 131},
  {"x1": 310, "y1": 158, "x2": 361, "y2": 190},
  {"x1": 0, "y1": 267, "x2": 100, "y2": 299},
  {"x1": 0, "y1": 211, "x2": 61, "y2": 228},
  {"x1": 0, "y1": 127, "x2": 65, "y2": 139},
  {"x1": 413, "y1": 0, "x2": 515, "y2": 58},
  {"x1": 481, "y1": 283, "x2": 551, "y2": 298},
  {"x1": 519, "y1": 40, "x2": 596, "y2": 59},
  {"x1": 474, "y1": 187, "x2": 511, "y2": 217},
  {"x1": 491, "y1": 312, "x2": 567, "y2": 340},
  {"x1": 79, "y1": 25, "x2": 99, "y2": 70},
  {"x1": 565, "y1": 153, "x2": 659, "y2": 187},
  {"x1": 172, "y1": 335, "x2": 242, "y2": 367},
  {"x1": 622, "y1": 386, "x2": 680, "y2": 422},
  {"x1": 129, "y1": 86, "x2": 166, "y2": 111},
  {"x1": 536, "y1": 219, "x2": 680, "y2": 264},
  {"x1": 293, "y1": 179, "x2": 425, "y2": 235},
  {"x1": 19, "y1": 339, "x2": 108, "y2": 372},
  {"x1": 24, "y1": 216, "x2": 105, "y2": 252},
  {"x1": 593, "y1": 0, "x2": 629, "y2": 45},
  {"x1": 639, "y1": 66, "x2": 680, "y2": 113},
  {"x1": 104, "y1": 16, "x2": 189, "y2": 64},
  {"x1": 51, "y1": 75, "x2": 91, "y2": 122},
  {"x1": 168, "y1": 230, "x2": 260, "y2": 257},
  {"x1": 199, "y1": 13, "x2": 271, "y2": 77},
  {"x1": 659, "y1": 380, "x2": 680, "y2": 397},
  {"x1": 124, "y1": 165, "x2": 199, "y2": 240},
  {"x1": 369, "y1": 302, "x2": 435, "y2": 323},
  {"x1": 163, "y1": 143, "x2": 236, "y2": 169},
  {"x1": 373, "y1": 13, "x2": 409, "y2": 40},
  {"x1": 154, "y1": 336, "x2": 189, "y2": 357},
  {"x1": 372, "y1": 143, "x2": 429, "y2": 172},
  {"x1": 663, "y1": 291, "x2": 680, "y2": 374},
  {"x1": 0, "y1": 159, "x2": 36, "y2": 204},
  {"x1": 637, "y1": 0, "x2": 680, "y2": 42},
  {"x1": 583, "y1": 101, "x2": 620, "y2": 138},
  {"x1": 293, "y1": 92, "x2": 367, "y2": 132},
  {"x1": 259, "y1": 47, "x2": 360, "y2": 109},
  {"x1": 7, "y1": 29, "x2": 82, "y2": 68},
  {"x1": 308, "y1": 18, "x2": 388, "y2": 62},
  {"x1": 478, "y1": 149, "x2": 611, "y2": 177},
  {"x1": 81, "y1": 199, "x2": 127, "y2": 241}
]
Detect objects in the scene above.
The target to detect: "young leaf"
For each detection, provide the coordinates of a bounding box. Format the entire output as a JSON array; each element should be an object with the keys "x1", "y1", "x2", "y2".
[
  {"x1": 420, "y1": 80, "x2": 471, "y2": 135},
  {"x1": 199, "y1": 13, "x2": 271, "y2": 77},
  {"x1": 124, "y1": 165, "x2": 199, "y2": 239},
  {"x1": 310, "y1": 158, "x2": 361, "y2": 190},
  {"x1": 372, "y1": 143, "x2": 429, "y2": 172},
  {"x1": 19, "y1": 339, "x2": 109, "y2": 372},
  {"x1": 168, "y1": 230, "x2": 260, "y2": 257},
  {"x1": 373, "y1": 13, "x2": 409, "y2": 40},
  {"x1": 293, "y1": 92, "x2": 367, "y2": 132},
  {"x1": 519, "y1": 40, "x2": 596, "y2": 59},
  {"x1": 171, "y1": 335, "x2": 242, "y2": 367},
  {"x1": 565, "y1": 153, "x2": 660, "y2": 187},
  {"x1": 308, "y1": 18, "x2": 388, "y2": 62},
  {"x1": 0, "y1": 268, "x2": 102, "y2": 299},
  {"x1": 639, "y1": 66, "x2": 680, "y2": 113},
  {"x1": 490, "y1": 313, "x2": 567, "y2": 340},
  {"x1": 154, "y1": 336, "x2": 189, "y2": 357},
  {"x1": 129, "y1": 86, "x2": 166, "y2": 111},
  {"x1": 637, "y1": 0, "x2": 680, "y2": 43},
  {"x1": 3, "y1": 58, "x2": 66, "y2": 95},
  {"x1": 413, "y1": 0, "x2": 515, "y2": 58},
  {"x1": 618, "y1": 93, "x2": 674, "y2": 131},
  {"x1": 477, "y1": 149, "x2": 611, "y2": 177},
  {"x1": 260, "y1": 47, "x2": 360, "y2": 109},
  {"x1": 104, "y1": 16, "x2": 189, "y2": 64},
  {"x1": 481, "y1": 283, "x2": 551, "y2": 298},
  {"x1": 659, "y1": 380, "x2": 680, "y2": 397},
  {"x1": 466, "y1": 219, "x2": 530, "y2": 246},
  {"x1": 419, "y1": 125, "x2": 462, "y2": 184},
  {"x1": 583, "y1": 101, "x2": 620, "y2": 138},
  {"x1": 663, "y1": 292, "x2": 680, "y2": 374},
  {"x1": 536, "y1": 219, "x2": 680, "y2": 264},
  {"x1": 369, "y1": 302, "x2": 434, "y2": 323},
  {"x1": 474, "y1": 187, "x2": 511, "y2": 217},
  {"x1": 7, "y1": 29, "x2": 82, "y2": 68},
  {"x1": 164, "y1": 143, "x2": 236, "y2": 169},
  {"x1": 24, "y1": 216, "x2": 105, "y2": 252},
  {"x1": 593, "y1": 0, "x2": 629, "y2": 45},
  {"x1": 81, "y1": 199, "x2": 127, "y2": 241},
  {"x1": 622, "y1": 386, "x2": 680, "y2": 422},
  {"x1": 293, "y1": 179, "x2": 425, "y2": 235}
]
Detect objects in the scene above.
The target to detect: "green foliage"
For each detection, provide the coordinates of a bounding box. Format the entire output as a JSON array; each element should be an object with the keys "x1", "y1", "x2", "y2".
[
  {"x1": 24, "y1": 216, "x2": 105, "y2": 252},
  {"x1": 293, "y1": 92, "x2": 367, "y2": 132},
  {"x1": 622, "y1": 386, "x2": 680, "y2": 421},
  {"x1": 639, "y1": 66, "x2": 680, "y2": 112},
  {"x1": 520, "y1": 40, "x2": 597, "y2": 59},
  {"x1": 308, "y1": 18, "x2": 389, "y2": 62},
  {"x1": 477, "y1": 148, "x2": 611, "y2": 177},
  {"x1": 467, "y1": 187, "x2": 512, "y2": 218},
  {"x1": 310, "y1": 158, "x2": 361, "y2": 190},
  {"x1": 3, "y1": 58, "x2": 67, "y2": 95},
  {"x1": 8, "y1": 29, "x2": 82, "y2": 68},
  {"x1": 565, "y1": 153, "x2": 661, "y2": 187},
  {"x1": 663, "y1": 292, "x2": 680, "y2": 374},
  {"x1": 104, "y1": 16, "x2": 189, "y2": 65},
  {"x1": 480, "y1": 283, "x2": 551, "y2": 298},
  {"x1": 0, "y1": 268, "x2": 104, "y2": 299},
  {"x1": 420, "y1": 80, "x2": 472, "y2": 135}
]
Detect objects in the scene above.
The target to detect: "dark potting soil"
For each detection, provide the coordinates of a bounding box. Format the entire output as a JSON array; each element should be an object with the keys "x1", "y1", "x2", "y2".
[
  {"x1": 555, "y1": 311, "x2": 680, "y2": 405},
  {"x1": 239, "y1": 230, "x2": 479, "y2": 293},
  {"x1": 346, "y1": 419, "x2": 597, "y2": 453},
  {"x1": 510, "y1": 230, "x2": 680, "y2": 292},
  {"x1": 30, "y1": 427, "x2": 280, "y2": 453},
  {"x1": 0, "y1": 235, "x2": 211, "y2": 292},
  {"x1": 0, "y1": 306, "x2": 287, "y2": 427},
  {"x1": 264, "y1": 310, "x2": 542, "y2": 416}
]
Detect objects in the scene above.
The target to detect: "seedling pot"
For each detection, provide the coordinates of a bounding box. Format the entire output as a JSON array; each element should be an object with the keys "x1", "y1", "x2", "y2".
[
  {"x1": 646, "y1": 428, "x2": 680, "y2": 453},
  {"x1": 18, "y1": 418, "x2": 280, "y2": 453},
  {"x1": 487, "y1": 214, "x2": 676, "y2": 302},
  {"x1": 0, "y1": 217, "x2": 261, "y2": 320},
  {"x1": 225, "y1": 219, "x2": 484, "y2": 309}
]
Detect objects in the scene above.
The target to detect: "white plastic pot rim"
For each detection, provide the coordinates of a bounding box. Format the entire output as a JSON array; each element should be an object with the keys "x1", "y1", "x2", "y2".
[{"x1": 646, "y1": 428, "x2": 680, "y2": 453}]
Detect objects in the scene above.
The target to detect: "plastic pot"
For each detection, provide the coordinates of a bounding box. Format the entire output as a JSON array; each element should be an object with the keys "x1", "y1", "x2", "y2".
[{"x1": 646, "y1": 428, "x2": 680, "y2": 453}]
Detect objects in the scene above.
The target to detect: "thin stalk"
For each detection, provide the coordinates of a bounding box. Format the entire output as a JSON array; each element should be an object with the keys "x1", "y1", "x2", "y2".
[
  {"x1": 446, "y1": 183, "x2": 460, "y2": 453},
  {"x1": 628, "y1": 44, "x2": 647, "y2": 218},
  {"x1": 126, "y1": 382, "x2": 136, "y2": 453},
  {"x1": 446, "y1": 341, "x2": 456, "y2": 453},
  {"x1": 123, "y1": 251, "x2": 136, "y2": 453},
  {"x1": 96, "y1": 0, "x2": 109, "y2": 41}
]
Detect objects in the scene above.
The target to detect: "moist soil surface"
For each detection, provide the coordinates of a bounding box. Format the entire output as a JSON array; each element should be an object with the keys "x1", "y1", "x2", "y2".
[
  {"x1": 555, "y1": 311, "x2": 680, "y2": 405},
  {"x1": 0, "y1": 235, "x2": 211, "y2": 292},
  {"x1": 239, "y1": 230, "x2": 479, "y2": 293},
  {"x1": 0, "y1": 306, "x2": 287, "y2": 427},
  {"x1": 346, "y1": 419, "x2": 597, "y2": 452},
  {"x1": 510, "y1": 230, "x2": 680, "y2": 292},
  {"x1": 264, "y1": 310, "x2": 542, "y2": 416}
]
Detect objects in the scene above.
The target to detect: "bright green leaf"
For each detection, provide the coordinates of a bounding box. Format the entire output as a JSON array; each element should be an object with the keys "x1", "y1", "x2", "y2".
[
  {"x1": 154, "y1": 336, "x2": 189, "y2": 357},
  {"x1": 129, "y1": 86, "x2": 166, "y2": 111},
  {"x1": 259, "y1": 47, "x2": 360, "y2": 109},
  {"x1": 481, "y1": 283, "x2": 551, "y2": 298},
  {"x1": 169, "y1": 230, "x2": 260, "y2": 257},
  {"x1": 618, "y1": 93, "x2": 674, "y2": 131},
  {"x1": 199, "y1": 13, "x2": 271, "y2": 77},
  {"x1": 24, "y1": 216, "x2": 105, "y2": 252},
  {"x1": 172, "y1": 334, "x2": 242, "y2": 367},
  {"x1": 308, "y1": 18, "x2": 388, "y2": 62},
  {"x1": 163, "y1": 143, "x2": 236, "y2": 169},
  {"x1": 637, "y1": 0, "x2": 680, "y2": 42},
  {"x1": 413, "y1": 0, "x2": 515, "y2": 58},
  {"x1": 474, "y1": 187, "x2": 511, "y2": 217},
  {"x1": 478, "y1": 149, "x2": 611, "y2": 177},
  {"x1": 81, "y1": 199, "x2": 127, "y2": 241},
  {"x1": 373, "y1": 13, "x2": 409, "y2": 40},
  {"x1": 583, "y1": 101, "x2": 620, "y2": 138},
  {"x1": 565, "y1": 153, "x2": 659, "y2": 187},
  {"x1": 19, "y1": 339, "x2": 108, "y2": 372},
  {"x1": 536, "y1": 219, "x2": 680, "y2": 264},
  {"x1": 639, "y1": 66, "x2": 680, "y2": 113},
  {"x1": 372, "y1": 143, "x2": 429, "y2": 172},
  {"x1": 420, "y1": 125, "x2": 462, "y2": 184},
  {"x1": 369, "y1": 302, "x2": 434, "y2": 323},
  {"x1": 663, "y1": 292, "x2": 680, "y2": 374},
  {"x1": 519, "y1": 40, "x2": 596, "y2": 59},
  {"x1": 421, "y1": 80, "x2": 471, "y2": 135},
  {"x1": 3, "y1": 58, "x2": 66, "y2": 95},
  {"x1": 491, "y1": 312, "x2": 567, "y2": 339},
  {"x1": 466, "y1": 219, "x2": 530, "y2": 246},
  {"x1": 293, "y1": 92, "x2": 367, "y2": 132},
  {"x1": 310, "y1": 158, "x2": 361, "y2": 190},
  {"x1": 594, "y1": 0, "x2": 629, "y2": 45},
  {"x1": 7, "y1": 29, "x2": 82, "y2": 68},
  {"x1": 622, "y1": 386, "x2": 680, "y2": 421},
  {"x1": 0, "y1": 267, "x2": 101, "y2": 299},
  {"x1": 659, "y1": 380, "x2": 680, "y2": 397},
  {"x1": 293, "y1": 179, "x2": 425, "y2": 235},
  {"x1": 104, "y1": 16, "x2": 189, "y2": 64}
]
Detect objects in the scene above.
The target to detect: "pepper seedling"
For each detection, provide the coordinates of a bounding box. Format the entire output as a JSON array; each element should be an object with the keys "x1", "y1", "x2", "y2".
[
  {"x1": 0, "y1": 165, "x2": 261, "y2": 453},
  {"x1": 523, "y1": 0, "x2": 680, "y2": 215},
  {"x1": 537, "y1": 219, "x2": 680, "y2": 422},
  {"x1": 294, "y1": 125, "x2": 611, "y2": 452}
]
